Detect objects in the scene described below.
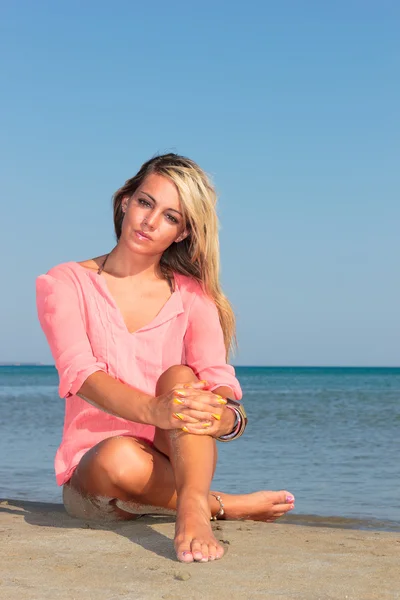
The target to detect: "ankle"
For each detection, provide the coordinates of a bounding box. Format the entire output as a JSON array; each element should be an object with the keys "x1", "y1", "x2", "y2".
[
  {"x1": 210, "y1": 493, "x2": 226, "y2": 521},
  {"x1": 177, "y1": 487, "x2": 207, "y2": 501},
  {"x1": 176, "y1": 490, "x2": 210, "y2": 515}
]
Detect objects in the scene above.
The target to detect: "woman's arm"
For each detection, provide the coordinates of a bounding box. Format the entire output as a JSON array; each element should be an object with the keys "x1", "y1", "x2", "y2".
[
  {"x1": 36, "y1": 270, "x2": 223, "y2": 429},
  {"x1": 182, "y1": 288, "x2": 244, "y2": 437},
  {"x1": 36, "y1": 271, "x2": 157, "y2": 421},
  {"x1": 184, "y1": 289, "x2": 242, "y2": 401},
  {"x1": 77, "y1": 370, "x2": 155, "y2": 422}
]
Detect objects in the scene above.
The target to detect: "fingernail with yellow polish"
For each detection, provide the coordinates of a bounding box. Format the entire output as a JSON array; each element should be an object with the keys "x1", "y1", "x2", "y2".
[
  {"x1": 173, "y1": 397, "x2": 185, "y2": 405},
  {"x1": 175, "y1": 390, "x2": 186, "y2": 397},
  {"x1": 212, "y1": 413, "x2": 221, "y2": 421},
  {"x1": 202, "y1": 422, "x2": 212, "y2": 428},
  {"x1": 216, "y1": 397, "x2": 227, "y2": 405},
  {"x1": 173, "y1": 413, "x2": 185, "y2": 420},
  {"x1": 182, "y1": 426, "x2": 189, "y2": 433}
]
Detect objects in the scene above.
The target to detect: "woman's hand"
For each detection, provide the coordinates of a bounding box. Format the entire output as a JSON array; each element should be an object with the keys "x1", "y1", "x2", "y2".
[
  {"x1": 179, "y1": 392, "x2": 236, "y2": 438},
  {"x1": 150, "y1": 381, "x2": 228, "y2": 432}
]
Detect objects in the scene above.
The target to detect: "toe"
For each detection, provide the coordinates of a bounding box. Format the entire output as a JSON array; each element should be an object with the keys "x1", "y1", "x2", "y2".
[
  {"x1": 175, "y1": 540, "x2": 194, "y2": 563},
  {"x1": 274, "y1": 502, "x2": 295, "y2": 513},
  {"x1": 215, "y1": 543, "x2": 225, "y2": 560},
  {"x1": 265, "y1": 504, "x2": 294, "y2": 522},
  {"x1": 281, "y1": 490, "x2": 295, "y2": 503},
  {"x1": 190, "y1": 539, "x2": 204, "y2": 562},
  {"x1": 199, "y1": 542, "x2": 210, "y2": 562},
  {"x1": 208, "y1": 543, "x2": 218, "y2": 561},
  {"x1": 178, "y1": 551, "x2": 194, "y2": 563}
]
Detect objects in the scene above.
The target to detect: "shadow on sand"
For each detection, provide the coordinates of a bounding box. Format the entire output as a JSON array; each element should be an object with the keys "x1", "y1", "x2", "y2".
[{"x1": 0, "y1": 498, "x2": 180, "y2": 561}]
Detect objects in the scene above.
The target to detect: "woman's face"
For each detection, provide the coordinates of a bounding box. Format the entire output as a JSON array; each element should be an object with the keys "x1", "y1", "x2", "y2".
[{"x1": 120, "y1": 173, "x2": 188, "y2": 257}]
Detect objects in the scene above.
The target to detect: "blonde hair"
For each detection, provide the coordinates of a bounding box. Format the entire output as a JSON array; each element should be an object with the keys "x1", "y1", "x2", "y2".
[{"x1": 112, "y1": 153, "x2": 237, "y2": 357}]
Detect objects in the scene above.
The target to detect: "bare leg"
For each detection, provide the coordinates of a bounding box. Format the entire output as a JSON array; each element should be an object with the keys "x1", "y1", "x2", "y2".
[
  {"x1": 154, "y1": 366, "x2": 223, "y2": 562},
  {"x1": 66, "y1": 366, "x2": 295, "y2": 562}
]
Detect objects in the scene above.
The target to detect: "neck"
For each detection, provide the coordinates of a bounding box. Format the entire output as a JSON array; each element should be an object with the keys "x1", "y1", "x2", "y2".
[{"x1": 104, "y1": 242, "x2": 162, "y2": 280}]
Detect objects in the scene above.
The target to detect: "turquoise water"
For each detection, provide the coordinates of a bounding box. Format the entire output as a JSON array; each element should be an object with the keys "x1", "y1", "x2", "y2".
[{"x1": 1, "y1": 366, "x2": 399, "y2": 528}]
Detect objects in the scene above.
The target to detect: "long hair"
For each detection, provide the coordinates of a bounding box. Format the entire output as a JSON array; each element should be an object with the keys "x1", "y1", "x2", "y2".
[{"x1": 112, "y1": 153, "x2": 236, "y2": 357}]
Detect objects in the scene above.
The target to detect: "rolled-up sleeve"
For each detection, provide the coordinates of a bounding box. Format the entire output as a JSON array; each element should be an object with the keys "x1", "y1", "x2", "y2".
[
  {"x1": 184, "y1": 290, "x2": 242, "y2": 400},
  {"x1": 36, "y1": 273, "x2": 106, "y2": 398}
]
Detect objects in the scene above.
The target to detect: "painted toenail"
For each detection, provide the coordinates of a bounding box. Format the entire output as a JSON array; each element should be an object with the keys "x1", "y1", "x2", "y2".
[{"x1": 286, "y1": 494, "x2": 294, "y2": 503}]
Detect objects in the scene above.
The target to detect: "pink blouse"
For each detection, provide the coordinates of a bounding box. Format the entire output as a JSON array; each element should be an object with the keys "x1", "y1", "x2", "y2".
[{"x1": 36, "y1": 262, "x2": 242, "y2": 486}]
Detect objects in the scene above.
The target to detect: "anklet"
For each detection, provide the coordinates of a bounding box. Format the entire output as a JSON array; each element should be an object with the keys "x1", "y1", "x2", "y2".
[{"x1": 210, "y1": 494, "x2": 225, "y2": 521}]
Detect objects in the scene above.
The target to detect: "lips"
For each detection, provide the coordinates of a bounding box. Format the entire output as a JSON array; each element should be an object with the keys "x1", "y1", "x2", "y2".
[{"x1": 134, "y1": 230, "x2": 153, "y2": 241}]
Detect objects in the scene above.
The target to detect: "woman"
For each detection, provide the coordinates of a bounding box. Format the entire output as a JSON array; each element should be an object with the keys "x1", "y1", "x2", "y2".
[{"x1": 36, "y1": 153, "x2": 295, "y2": 564}]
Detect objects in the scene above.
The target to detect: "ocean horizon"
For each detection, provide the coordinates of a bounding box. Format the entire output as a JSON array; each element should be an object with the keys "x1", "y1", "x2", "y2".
[{"x1": 1, "y1": 363, "x2": 399, "y2": 367}]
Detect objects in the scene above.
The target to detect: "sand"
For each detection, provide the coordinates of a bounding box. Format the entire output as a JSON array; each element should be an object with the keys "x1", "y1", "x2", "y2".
[{"x1": 1, "y1": 499, "x2": 399, "y2": 600}]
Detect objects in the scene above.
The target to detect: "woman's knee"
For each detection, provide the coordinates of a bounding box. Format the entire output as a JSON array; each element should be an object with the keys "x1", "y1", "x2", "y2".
[
  {"x1": 76, "y1": 436, "x2": 154, "y2": 494},
  {"x1": 156, "y1": 365, "x2": 197, "y2": 395}
]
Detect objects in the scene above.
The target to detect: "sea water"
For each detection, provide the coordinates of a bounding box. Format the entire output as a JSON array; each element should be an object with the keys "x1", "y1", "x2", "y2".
[{"x1": 1, "y1": 366, "x2": 399, "y2": 528}]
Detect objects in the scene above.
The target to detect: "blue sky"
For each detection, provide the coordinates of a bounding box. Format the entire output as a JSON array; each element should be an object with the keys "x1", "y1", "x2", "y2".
[{"x1": 1, "y1": 1, "x2": 399, "y2": 366}]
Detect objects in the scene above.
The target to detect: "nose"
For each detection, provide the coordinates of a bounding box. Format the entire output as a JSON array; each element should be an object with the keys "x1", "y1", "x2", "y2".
[{"x1": 143, "y1": 211, "x2": 160, "y2": 231}]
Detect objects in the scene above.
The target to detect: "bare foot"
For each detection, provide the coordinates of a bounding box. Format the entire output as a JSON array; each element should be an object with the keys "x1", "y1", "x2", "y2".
[
  {"x1": 174, "y1": 494, "x2": 224, "y2": 563},
  {"x1": 219, "y1": 490, "x2": 295, "y2": 522}
]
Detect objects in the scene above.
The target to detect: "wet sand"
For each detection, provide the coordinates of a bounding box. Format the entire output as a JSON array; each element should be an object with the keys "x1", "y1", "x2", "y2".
[{"x1": 1, "y1": 499, "x2": 399, "y2": 600}]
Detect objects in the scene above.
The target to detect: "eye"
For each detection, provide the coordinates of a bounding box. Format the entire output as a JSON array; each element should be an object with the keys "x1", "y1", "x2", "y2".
[
  {"x1": 166, "y1": 213, "x2": 179, "y2": 224},
  {"x1": 138, "y1": 198, "x2": 152, "y2": 207}
]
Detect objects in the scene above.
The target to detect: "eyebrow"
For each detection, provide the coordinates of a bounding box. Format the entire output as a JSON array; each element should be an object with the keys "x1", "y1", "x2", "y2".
[{"x1": 141, "y1": 191, "x2": 182, "y2": 216}]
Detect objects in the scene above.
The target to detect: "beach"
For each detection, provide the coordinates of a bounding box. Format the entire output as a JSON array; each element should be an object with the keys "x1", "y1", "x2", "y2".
[
  {"x1": 2, "y1": 367, "x2": 399, "y2": 598},
  {"x1": 1, "y1": 499, "x2": 399, "y2": 600}
]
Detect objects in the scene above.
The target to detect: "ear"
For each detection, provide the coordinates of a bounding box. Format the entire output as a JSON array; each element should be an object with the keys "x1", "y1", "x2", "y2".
[
  {"x1": 121, "y1": 196, "x2": 129, "y2": 213},
  {"x1": 175, "y1": 229, "x2": 189, "y2": 243}
]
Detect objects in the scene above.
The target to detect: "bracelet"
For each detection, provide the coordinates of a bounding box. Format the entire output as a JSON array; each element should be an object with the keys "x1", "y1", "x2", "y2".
[
  {"x1": 217, "y1": 406, "x2": 241, "y2": 441},
  {"x1": 216, "y1": 399, "x2": 248, "y2": 443},
  {"x1": 210, "y1": 493, "x2": 225, "y2": 521}
]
